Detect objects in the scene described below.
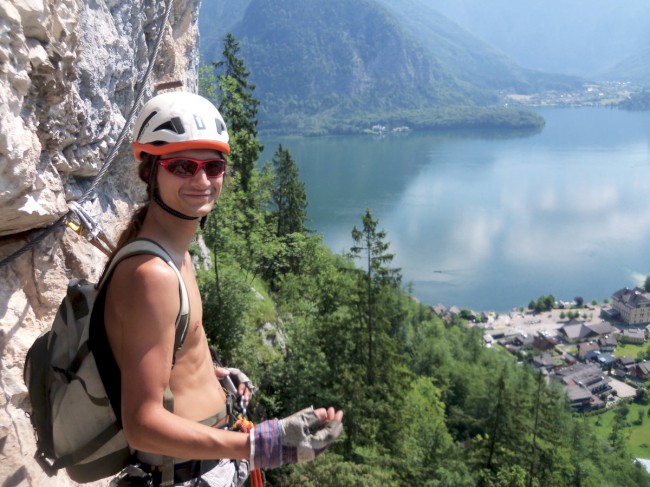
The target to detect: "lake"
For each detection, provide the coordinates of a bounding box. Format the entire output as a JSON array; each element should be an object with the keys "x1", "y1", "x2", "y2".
[{"x1": 260, "y1": 107, "x2": 650, "y2": 313}]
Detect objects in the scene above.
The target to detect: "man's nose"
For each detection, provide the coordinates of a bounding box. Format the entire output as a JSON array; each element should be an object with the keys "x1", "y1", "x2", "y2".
[{"x1": 191, "y1": 167, "x2": 212, "y2": 184}]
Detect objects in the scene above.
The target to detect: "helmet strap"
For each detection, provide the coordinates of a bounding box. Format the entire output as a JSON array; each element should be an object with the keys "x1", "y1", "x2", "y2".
[
  {"x1": 148, "y1": 158, "x2": 208, "y2": 229},
  {"x1": 153, "y1": 191, "x2": 199, "y2": 222}
]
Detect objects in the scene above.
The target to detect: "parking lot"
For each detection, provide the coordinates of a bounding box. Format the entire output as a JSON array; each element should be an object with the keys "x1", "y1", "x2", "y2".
[
  {"x1": 608, "y1": 377, "x2": 638, "y2": 399},
  {"x1": 487, "y1": 305, "x2": 605, "y2": 339}
]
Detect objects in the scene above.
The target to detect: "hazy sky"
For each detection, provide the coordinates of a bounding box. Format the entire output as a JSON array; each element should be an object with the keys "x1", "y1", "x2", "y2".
[{"x1": 429, "y1": 0, "x2": 650, "y2": 77}]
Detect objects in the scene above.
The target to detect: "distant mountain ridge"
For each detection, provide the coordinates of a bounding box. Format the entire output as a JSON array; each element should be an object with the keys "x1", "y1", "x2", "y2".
[
  {"x1": 199, "y1": 0, "x2": 567, "y2": 133},
  {"x1": 427, "y1": 0, "x2": 650, "y2": 79},
  {"x1": 598, "y1": 47, "x2": 650, "y2": 84}
]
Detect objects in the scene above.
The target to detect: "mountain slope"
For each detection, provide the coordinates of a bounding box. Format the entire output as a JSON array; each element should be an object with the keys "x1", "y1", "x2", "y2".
[
  {"x1": 198, "y1": 0, "x2": 251, "y2": 61},
  {"x1": 374, "y1": 0, "x2": 580, "y2": 92},
  {"x1": 199, "y1": 0, "x2": 547, "y2": 133},
  {"x1": 598, "y1": 48, "x2": 650, "y2": 84},
  {"x1": 236, "y1": 0, "x2": 487, "y2": 104}
]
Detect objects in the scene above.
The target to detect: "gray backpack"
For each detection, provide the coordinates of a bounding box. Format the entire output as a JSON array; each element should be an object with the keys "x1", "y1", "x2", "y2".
[{"x1": 24, "y1": 239, "x2": 189, "y2": 483}]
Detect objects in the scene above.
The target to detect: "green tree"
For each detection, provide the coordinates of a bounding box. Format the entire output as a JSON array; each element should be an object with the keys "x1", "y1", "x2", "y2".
[
  {"x1": 213, "y1": 33, "x2": 263, "y2": 192},
  {"x1": 609, "y1": 413, "x2": 626, "y2": 451},
  {"x1": 198, "y1": 265, "x2": 250, "y2": 364},
  {"x1": 271, "y1": 144, "x2": 308, "y2": 237},
  {"x1": 393, "y1": 377, "x2": 455, "y2": 483},
  {"x1": 636, "y1": 387, "x2": 650, "y2": 405},
  {"x1": 645, "y1": 275, "x2": 650, "y2": 292},
  {"x1": 198, "y1": 63, "x2": 218, "y2": 105},
  {"x1": 255, "y1": 144, "x2": 310, "y2": 282},
  {"x1": 349, "y1": 209, "x2": 401, "y2": 383}
]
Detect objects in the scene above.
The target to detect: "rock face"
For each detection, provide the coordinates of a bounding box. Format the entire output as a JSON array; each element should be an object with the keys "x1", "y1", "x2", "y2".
[{"x1": 0, "y1": 0, "x2": 201, "y2": 484}]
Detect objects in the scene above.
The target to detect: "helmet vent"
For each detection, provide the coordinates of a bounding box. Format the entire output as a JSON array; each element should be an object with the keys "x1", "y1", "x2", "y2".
[
  {"x1": 153, "y1": 116, "x2": 186, "y2": 135},
  {"x1": 136, "y1": 111, "x2": 158, "y2": 141},
  {"x1": 215, "y1": 118, "x2": 225, "y2": 134}
]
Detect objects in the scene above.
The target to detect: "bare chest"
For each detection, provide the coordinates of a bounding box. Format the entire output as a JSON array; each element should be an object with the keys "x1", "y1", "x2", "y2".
[{"x1": 177, "y1": 265, "x2": 206, "y2": 350}]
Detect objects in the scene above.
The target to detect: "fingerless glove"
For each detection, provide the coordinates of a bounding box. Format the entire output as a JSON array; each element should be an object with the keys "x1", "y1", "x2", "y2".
[{"x1": 249, "y1": 407, "x2": 343, "y2": 470}]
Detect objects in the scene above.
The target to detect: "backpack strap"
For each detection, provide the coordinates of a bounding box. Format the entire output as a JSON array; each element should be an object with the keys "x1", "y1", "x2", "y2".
[{"x1": 100, "y1": 238, "x2": 190, "y2": 354}]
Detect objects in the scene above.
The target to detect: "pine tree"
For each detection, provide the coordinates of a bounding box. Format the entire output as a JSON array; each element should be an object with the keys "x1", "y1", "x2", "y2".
[
  {"x1": 213, "y1": 33, "x2": 263, "y2": 192},
  {"x1": 198, "y1": 35, "x2": 269, "y2": 355},
  {"x1": 349, "y1": 209, "x2": 401, "y2": 383},
  {"x1": 271, "y1": 144, "x2": 308, "y2": 237}
]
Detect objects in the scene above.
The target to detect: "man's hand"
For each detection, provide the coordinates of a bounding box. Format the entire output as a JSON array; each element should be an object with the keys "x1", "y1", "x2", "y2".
[
  {"x1": 214, "y1": 366, "x2": 256, "y2": 407},
  {"x1": 249, "y1": 406, "x2": 344, "y2": 470}
]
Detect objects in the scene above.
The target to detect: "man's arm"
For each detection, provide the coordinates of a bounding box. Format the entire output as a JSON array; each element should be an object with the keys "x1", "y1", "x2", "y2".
[{"x1": 105, "y1": 255, "x2": 343, "y2": 465}]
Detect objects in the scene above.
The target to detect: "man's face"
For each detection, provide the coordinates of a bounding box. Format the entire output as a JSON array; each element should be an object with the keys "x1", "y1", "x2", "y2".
[{"x1": 157, "y1": 149, "x2": 225, "y2": 218}]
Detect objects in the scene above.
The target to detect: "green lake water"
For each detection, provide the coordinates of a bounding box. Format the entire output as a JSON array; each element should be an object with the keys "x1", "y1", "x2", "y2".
[{"x1": 261, "y1": 107, "x2": 650, "y2": 312}]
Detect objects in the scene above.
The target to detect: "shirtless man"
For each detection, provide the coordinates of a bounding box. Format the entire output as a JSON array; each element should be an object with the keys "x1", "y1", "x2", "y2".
[{"x1": 102, "y1": 92, "x2": 343, "y2": 486}]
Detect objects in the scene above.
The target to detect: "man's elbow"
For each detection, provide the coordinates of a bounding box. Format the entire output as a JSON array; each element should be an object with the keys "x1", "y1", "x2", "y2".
[{"x1": 122, "y1": 411, "x2": 160, "y2": 453}]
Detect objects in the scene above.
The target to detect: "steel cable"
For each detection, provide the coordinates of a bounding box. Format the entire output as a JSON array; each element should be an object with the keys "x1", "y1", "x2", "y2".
[{"x1": 0, "y1": 0, "x2": 174, "y2": 269}]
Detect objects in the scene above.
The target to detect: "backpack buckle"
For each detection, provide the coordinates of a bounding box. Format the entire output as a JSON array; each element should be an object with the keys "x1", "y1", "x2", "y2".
[{"x1": 34, "y1": 450, "x2": 57, "y2": 477}]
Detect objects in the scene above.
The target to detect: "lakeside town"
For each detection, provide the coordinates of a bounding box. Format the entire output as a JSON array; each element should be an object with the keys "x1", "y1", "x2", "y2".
[
  {"x1": 504, "y1": 80, "x2": 638, "y2": 107},
  {"x1": 433, "y1": 285, "x2": 650, "y2": 413}
]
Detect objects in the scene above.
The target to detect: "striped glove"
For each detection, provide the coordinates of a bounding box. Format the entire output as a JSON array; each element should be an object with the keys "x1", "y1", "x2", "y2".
[{"x1": 249, "y1": 407, "x2": 343, "y2": 470}]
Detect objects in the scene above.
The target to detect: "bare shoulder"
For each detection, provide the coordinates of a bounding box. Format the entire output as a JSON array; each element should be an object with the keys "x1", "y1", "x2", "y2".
[
  {"x1": 109, "y1": 254, "x2": 178, "y2": 301},
  {"x1": 105, "y1": 254, "x2": 180, "y2": 339}
]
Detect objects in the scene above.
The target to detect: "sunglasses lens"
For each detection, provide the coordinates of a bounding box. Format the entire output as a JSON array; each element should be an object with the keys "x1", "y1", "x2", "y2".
[
  {"x1": 167, "y1": 159, "x2": 198, "y2": 177},
  {"x1": 204, "y1": 160, "x2": 226, "y2": 177},
  {"x1": 161, "y1": 158, "x2": 226, "y2": 178}
]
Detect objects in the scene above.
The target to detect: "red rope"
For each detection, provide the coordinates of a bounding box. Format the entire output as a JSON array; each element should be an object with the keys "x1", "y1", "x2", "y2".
[
  {"x1": 233, "y1": 417, "x2": 264, "y2": 486},
  {"x1": 250, "y1": 468, "x2": 264, "y2": 487}
]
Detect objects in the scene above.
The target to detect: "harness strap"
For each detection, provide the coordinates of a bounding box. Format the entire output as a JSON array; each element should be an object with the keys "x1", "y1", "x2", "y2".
[
  {"x1": 199, "y1": 406, "x2": 229, "y2": 427},
  {"x1": 142, "y1": 459, "x2": 220, "y2": 486},
  {"x1": 135, "y1": 405, "x2": 230, "y2": 466}
]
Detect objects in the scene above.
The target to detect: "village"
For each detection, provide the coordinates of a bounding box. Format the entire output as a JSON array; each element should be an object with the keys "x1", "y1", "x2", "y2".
[
  {"x1": 433, "y1": 286, "x2": 650, "y2": 412},
  {"x1": 503, "y1": 80, "x2": 637, "y2": 107}
]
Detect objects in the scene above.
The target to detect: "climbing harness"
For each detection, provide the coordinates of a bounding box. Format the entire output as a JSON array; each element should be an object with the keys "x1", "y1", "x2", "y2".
[
  {"x1": 0, "y1": 0, "x2": 174, "y2": 269},
  {"x1": 211, "y1": 347, "x2": 264, "y2": 487}
]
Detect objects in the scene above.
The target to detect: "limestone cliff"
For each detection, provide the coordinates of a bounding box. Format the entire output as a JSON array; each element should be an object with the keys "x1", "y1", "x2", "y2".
[{"x1": 0, "y1": 0, "x2": 201, "y2": 485}]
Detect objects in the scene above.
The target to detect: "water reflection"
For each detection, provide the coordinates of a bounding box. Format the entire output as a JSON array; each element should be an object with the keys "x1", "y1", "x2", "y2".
[{"x1": 261, "y1": 108, "x2": 650, "y2": 311}]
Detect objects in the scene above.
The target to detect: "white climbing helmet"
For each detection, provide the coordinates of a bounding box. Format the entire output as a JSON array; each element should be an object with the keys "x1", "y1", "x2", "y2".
[{"x1": 132, "y1": 91, "x2": 230, "y2": 161}]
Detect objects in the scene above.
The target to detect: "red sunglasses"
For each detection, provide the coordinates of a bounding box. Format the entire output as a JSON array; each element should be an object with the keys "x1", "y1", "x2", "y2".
[{"x1": 159, "y1": 157, "x2": 227, "y2": 179}]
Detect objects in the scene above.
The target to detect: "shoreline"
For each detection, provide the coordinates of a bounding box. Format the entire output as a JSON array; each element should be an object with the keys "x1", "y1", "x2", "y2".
[{"x1": 485, "y1": 304, "x2": 605, "y2": 338}]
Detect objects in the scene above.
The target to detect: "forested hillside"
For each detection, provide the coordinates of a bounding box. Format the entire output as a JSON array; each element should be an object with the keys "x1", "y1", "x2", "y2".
[
  {"x1": 196, "y1": 35, "x2": 650, "y2": 486},
  {"x1": 199, "y1": 0, "x2": 549, "y2": 135},
  {"x1": 373, "y1": 0, "x2": 580, "y2": 93}
]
